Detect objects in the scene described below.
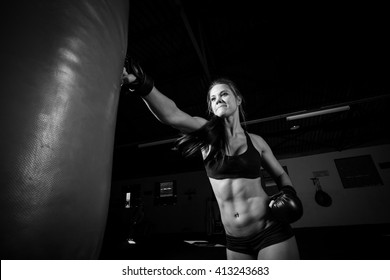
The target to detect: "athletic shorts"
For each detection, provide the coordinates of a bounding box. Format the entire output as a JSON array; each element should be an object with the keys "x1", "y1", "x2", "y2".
[{"x1": 225, "y1": 221, "x2": 294, "y2": 255}]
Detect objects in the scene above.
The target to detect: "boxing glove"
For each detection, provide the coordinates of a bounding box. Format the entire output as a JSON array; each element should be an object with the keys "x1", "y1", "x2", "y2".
[
  {"x1": 269, "y1": 185, "x2": 303, "y2": 224},
  {"x1": 122, "y1": 57, "x2": 154, "y2": 97}
]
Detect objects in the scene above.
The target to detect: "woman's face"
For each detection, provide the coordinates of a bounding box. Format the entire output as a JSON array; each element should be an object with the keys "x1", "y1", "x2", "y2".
[{"x1": 209, "y1": 83, "x2": 241, "y2": 117}]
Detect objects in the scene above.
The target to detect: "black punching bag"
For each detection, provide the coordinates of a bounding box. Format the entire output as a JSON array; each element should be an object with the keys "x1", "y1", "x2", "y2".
[{"x1": 0, "y1": 0, "x2": 129, "y2": 259}]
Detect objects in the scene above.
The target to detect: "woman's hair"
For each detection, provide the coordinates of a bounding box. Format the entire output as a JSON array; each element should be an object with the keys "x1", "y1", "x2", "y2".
[{"x1": 175, "y1": 78, "x2": 246, "y2": 163}]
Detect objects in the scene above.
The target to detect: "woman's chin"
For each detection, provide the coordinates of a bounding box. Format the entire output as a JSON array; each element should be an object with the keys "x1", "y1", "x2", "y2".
[
  {"x1": 215, "y1": 109, "x2": 227, "y2": 118},
  {"x1": 215, "y1": 113, "x2": 226, "y2": 118}
]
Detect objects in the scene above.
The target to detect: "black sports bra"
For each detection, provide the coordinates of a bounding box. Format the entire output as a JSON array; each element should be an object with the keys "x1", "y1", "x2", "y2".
[{"x1": 203, "y1": 132, "x2": 261, "y2": 179}]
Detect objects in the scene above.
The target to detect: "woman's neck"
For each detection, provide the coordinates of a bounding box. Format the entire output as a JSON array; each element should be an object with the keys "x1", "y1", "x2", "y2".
[{"x1": 223, "y1": 114, "x2": 244, "y2": 138}]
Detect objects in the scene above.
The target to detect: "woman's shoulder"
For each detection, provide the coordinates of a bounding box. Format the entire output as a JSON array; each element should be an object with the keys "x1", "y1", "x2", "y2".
[
  {"x1": 246, "y1": 132, "x2": 269, "y2": 151},
  {"x1": 247, "y1": 132, "x2": 265, "y2": 143}
]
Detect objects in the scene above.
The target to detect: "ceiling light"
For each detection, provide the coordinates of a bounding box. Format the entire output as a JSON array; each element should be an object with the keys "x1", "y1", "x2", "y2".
[{"x1": 290, "y1": 125, "x2": 300, "y2": 130}]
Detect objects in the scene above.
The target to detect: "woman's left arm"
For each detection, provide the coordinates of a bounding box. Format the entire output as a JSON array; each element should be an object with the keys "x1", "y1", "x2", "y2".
[
  {"x1": 251, "y1": 133, "x2": 303, "y2": 223},
  {"x1": 251, "y1": 134, "x2": 292, "y2": 187}
]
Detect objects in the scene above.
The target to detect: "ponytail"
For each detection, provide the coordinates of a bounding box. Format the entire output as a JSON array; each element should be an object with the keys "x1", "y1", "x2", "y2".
[{"x1": 175, "y1": 115, "x2": 227, "y2": 163}]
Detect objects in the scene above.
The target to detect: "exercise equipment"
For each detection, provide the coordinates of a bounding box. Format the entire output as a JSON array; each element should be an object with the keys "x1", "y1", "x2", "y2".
[
  {"x1": 311, "y1": 178, "x2": 332, "y2": 207},
  {"x1": 0, "y1": 0, "x2": 129, "y2": 259},
  {"x1": 270, "y1": 185, "x2": 304, "y2": 223}
]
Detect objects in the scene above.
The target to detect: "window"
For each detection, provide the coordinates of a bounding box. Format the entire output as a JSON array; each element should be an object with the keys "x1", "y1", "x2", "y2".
[
  {"x1": 334, "y1": 155, "x2": 383, "y2": 188},
  {"x1": 154, "y1": 180, "x2": 177, "y2": 206}
]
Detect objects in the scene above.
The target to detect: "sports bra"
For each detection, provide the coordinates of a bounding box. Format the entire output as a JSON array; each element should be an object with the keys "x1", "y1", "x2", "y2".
[{"x1": 203, "y1": 132, "x2": 262, "y2": 179}]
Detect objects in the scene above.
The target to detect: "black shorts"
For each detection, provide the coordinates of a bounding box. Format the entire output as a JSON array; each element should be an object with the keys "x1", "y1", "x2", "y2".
[{"x1": 225, "y1": 221, "x2": 294, "y2": 255}]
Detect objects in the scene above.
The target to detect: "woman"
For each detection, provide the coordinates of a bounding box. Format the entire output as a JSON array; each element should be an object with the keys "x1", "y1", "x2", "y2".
[{"x1": 121, "y1": 59, "x2": 303, "y2": 260}]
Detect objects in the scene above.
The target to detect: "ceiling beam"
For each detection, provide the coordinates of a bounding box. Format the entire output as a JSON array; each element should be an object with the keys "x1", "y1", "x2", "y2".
[{"x1": 174, "y1": 0, "x2": 211, "y2": 82}]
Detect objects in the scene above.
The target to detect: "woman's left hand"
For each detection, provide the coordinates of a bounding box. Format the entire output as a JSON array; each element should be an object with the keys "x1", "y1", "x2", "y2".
[{"x1": 269, "y1": 186, "x2": 303, "y2": 224}]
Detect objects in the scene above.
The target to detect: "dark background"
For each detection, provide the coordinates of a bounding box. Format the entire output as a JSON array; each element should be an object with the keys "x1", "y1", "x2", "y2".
[{"x1": 113, "y1": 0, "x2": 389, "y2": 180}]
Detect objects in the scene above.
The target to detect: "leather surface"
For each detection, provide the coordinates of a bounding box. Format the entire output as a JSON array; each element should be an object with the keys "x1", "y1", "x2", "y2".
[{"x1": 0, "y1": 0, "x2": 129, "y2": 259}]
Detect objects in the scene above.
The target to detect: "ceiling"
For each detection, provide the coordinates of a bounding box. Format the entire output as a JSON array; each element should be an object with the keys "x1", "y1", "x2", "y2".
[{"x1": 112, "y1": 0, "x2": 389, "y2": 180}]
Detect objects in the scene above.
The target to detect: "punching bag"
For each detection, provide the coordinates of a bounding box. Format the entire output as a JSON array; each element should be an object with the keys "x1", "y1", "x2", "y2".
[{"x1": 0, "y1": 0, "x2": 129, "y2": 259}]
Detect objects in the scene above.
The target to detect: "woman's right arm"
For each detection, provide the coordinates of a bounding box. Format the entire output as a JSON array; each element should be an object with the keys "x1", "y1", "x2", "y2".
[
  {"x1": 142, "y1": 86, "x2": 207, "y2": 133},
  {"x1": 122, "y1": 67, "x2": 207, "y2": 133}
]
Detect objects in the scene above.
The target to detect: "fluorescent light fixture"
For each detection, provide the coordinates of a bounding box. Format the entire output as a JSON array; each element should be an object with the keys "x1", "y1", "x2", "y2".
[{"x1": 286, "y1": 105, "x2": 350, "y2": 121}]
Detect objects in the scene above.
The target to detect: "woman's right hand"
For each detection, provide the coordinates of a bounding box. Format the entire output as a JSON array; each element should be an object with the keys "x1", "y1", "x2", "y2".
[
  {"x1": 122, "y1": 67, "x2": 137, "y2": 84},
  {"x1": 122, "y1": 58, "x2": 154, "y2": 97}
]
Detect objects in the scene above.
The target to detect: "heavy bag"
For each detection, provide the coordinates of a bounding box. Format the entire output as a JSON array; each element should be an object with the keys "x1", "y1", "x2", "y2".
[{"x1": 0, "y1": 0, "x2": 129, "y2": 259}]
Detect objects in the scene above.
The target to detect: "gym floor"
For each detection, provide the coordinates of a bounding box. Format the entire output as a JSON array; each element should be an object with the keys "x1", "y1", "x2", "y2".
[{"x1": 99, "y1": 223, "x2": 390, "y2": 260}]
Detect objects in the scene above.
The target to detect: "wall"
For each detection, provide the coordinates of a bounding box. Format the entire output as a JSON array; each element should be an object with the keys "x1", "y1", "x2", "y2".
[
  {"x1": 111, "y1": 171, "x2": 213, "y2": 235},
  {"x1": 111, "y1": 144, "x2": 390, "y2": 234},
  {"x1": 281, "y1": 144, "x2": 390, "y2": 228}
]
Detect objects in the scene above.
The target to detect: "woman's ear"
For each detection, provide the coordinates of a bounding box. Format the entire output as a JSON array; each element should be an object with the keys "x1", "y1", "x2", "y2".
[{"x1": 236, "y1": 96, "x2": 242, "y2": 106}]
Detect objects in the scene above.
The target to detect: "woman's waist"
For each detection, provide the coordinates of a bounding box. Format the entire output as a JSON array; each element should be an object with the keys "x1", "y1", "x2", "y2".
[
  {"x1": 222, "y1": 215, "x2": 273, "y2": 237},
  {"x1": 219, "y1": 197, "x2": 270, "y2": 235}
]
